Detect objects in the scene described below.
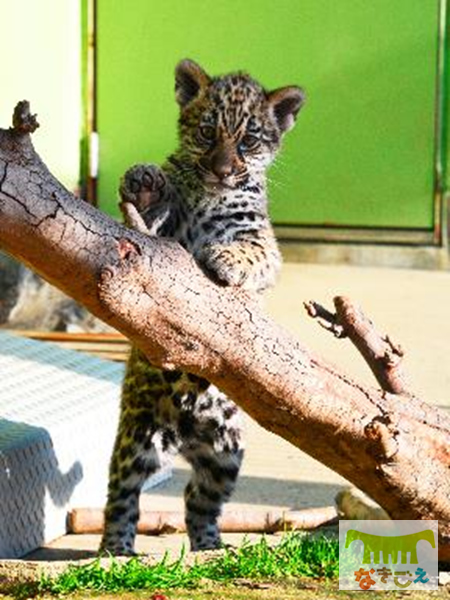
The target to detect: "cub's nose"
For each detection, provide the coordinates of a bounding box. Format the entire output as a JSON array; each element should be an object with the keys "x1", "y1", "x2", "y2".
[
  {"x1": 212, "y1": 162, "x2": 233, "y2": 180},
  {"x1": 210, "y1": 148, "x2": 235, "y2": 180}
]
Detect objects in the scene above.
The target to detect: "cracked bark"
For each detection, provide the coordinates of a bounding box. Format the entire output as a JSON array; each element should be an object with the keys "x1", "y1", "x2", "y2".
[{"x1": 1, "y1": 103, "x2": 450, "y2": 558}]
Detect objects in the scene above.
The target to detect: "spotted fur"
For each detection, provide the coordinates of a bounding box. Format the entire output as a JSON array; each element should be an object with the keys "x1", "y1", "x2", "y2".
[{"x1": 100, "y1": 59, "x2": 304, "y2": 555}]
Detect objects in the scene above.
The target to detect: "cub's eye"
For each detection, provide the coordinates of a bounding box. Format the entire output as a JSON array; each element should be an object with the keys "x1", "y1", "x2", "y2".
[
  {"x1": 198, "y1": 125, "x2": 216, "y2": 142},
  {"x1": 238, "y1": 134, "x2": 259, "y2": 152}
]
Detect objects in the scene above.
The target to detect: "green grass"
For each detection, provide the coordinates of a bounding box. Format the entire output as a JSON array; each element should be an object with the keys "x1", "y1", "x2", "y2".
[{"x1": 35, "y1": 534, "x2": 338, "y2": 596}]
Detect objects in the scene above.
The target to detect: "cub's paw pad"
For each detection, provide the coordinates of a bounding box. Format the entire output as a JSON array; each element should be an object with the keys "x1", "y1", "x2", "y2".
[{"x1": 119, "y1": 164, "x2": 167, "y2": 213}]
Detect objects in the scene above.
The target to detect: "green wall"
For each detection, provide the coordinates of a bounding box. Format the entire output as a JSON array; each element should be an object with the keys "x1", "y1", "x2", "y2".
[
  {"x1": 1, "y1": 0, "x2": 82, "y2": 192},
  {"x1": 2, "y1": 1, "x2": 446, "y2": 234},
  {"x1": 97, "y1": 0, "x2": 439, "y2": 231}
]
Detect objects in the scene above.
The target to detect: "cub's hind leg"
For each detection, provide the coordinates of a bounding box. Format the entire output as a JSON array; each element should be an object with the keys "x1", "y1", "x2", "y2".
[
  {"x1": 100, "y1": 355, "x2": 173, "y2": 555},
  {"x1": 179, "y1": 385, "x2": 244, "y2": 550},
  {"x1": 100, "y1": 411, "x2": 161, "y2": 555}
]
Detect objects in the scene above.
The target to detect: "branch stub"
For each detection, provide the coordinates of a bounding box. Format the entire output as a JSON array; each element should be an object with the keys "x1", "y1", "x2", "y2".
[{"x1": 11, "y1": 100, "x2": 40, "y2": 134}]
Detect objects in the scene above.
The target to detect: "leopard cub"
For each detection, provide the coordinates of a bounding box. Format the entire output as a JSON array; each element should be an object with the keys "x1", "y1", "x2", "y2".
[{"x1": 100, "y1": 59, "x2": 304, "y2": 555}]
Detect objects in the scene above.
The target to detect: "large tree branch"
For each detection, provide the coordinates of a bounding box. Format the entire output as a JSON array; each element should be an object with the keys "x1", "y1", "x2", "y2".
[{"x1": 1, "y1": 103, "x2": 450, "y2": 558}]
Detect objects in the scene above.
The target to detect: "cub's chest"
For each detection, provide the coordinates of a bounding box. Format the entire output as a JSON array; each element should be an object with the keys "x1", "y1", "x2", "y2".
[{"x1": 175, "y1": 204, "x2": 245, "y2": 253}]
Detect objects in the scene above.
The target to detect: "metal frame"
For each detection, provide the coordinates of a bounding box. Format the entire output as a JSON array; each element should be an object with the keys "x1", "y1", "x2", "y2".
[
  {"x1": 274, "y1": 225, "x2": 437, "y2": 246},
  {"x1": 434, "y1": 0, "x2": 449, "y2": 247},
  {"x1": 82, "y1": 0, "x2": 97, "y2": 205}
]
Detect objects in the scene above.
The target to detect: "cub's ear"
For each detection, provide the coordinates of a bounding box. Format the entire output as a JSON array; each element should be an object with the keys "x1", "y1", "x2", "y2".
[
  {"x1": 175, "y1": 59, "x2": 211, "y2": 108},
  {"x1": 267, "y1": 86, "x2": 306, "y2": 133}
]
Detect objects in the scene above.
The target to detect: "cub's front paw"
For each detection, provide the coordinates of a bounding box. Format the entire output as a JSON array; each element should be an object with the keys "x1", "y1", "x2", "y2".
[
  {"x1": 201, "y1": 246, "x2": 249, "y2": 287},
  {"x1": 119, "y1": 164, "x2": 168, "y2": 214}
]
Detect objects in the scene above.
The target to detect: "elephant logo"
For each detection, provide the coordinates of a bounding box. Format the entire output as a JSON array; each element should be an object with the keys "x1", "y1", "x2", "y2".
[{"x1": 345, "y1": 529, "x2": 436, "y2": 564}]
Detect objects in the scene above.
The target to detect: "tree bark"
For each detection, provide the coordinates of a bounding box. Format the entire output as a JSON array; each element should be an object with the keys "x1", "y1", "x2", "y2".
[{"x1": 1, "y1": 103, "x2": 450, "y2": 558}]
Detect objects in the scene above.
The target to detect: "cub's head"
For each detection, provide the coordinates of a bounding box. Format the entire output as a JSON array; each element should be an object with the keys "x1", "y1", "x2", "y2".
[{"x1": 175, "y1": 59, "x2": 305, "y2": 190}]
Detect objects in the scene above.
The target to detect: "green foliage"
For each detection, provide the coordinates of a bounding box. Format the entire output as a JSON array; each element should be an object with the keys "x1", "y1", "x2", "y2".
[
  {"x1": 198, "y1": 534, "x2": 338, "y2": 581},
  {"x1": 38, "y1": 534, "x2": 338, "y2": 595}
]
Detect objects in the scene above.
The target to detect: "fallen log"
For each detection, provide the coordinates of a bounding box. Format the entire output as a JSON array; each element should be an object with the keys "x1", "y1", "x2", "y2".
[{"x1": 68, "y1": 506, "x2": 339, "y2": 535}]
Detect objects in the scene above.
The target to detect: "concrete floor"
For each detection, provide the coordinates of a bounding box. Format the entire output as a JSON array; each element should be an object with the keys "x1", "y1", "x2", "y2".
[{"x1": 21, "y1": 262, "x2": 450, "y2": 561}]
